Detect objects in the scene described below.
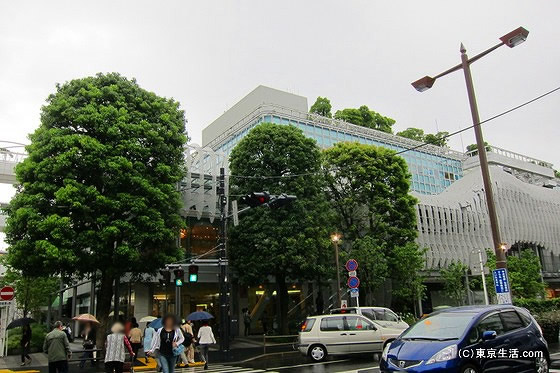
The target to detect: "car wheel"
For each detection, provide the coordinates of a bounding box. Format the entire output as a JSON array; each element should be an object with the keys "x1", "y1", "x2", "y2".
[
  {"x1": 460, "y1": 364, "x2": 479, "y2": 373},
  {"x1": 308, "y1": 344, "x2": 327, "y2": 362},
  {"x1": 536, "y1": 355, "x2": 549, "y2": 373}
]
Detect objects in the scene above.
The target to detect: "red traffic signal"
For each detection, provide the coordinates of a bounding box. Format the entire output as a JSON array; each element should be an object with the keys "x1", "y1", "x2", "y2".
[
  {"x1": 174, "y1": 268, "x2": 184, "y2": 279},
  {"x1": 240, "y1": 192, "x2": 270, "y2": 207}
]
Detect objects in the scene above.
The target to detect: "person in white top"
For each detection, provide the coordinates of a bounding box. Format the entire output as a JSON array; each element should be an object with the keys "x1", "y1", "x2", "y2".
[{"x1": 197, "y1": 321, "x2": 216, "y2": 370}]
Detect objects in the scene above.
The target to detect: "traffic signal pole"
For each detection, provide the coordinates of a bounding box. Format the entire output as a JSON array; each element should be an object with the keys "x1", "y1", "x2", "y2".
[{"x1": 218, "y1": 167, "x2": 230, "y2": 353}]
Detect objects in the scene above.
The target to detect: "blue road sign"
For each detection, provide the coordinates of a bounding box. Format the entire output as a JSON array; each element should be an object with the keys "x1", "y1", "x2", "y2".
[
  {"x1": 348, "y1": 276, "x2": 360, "y2": 289},
  {"x1": 493, "y1": 268, "x2": 512, "y2": 304},
  {"x1": 345, "y1": 259, "x2": 358, "y2": 272}
]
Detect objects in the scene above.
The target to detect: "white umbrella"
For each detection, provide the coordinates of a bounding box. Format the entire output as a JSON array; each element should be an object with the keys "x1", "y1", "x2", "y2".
[
  {"x1": 108, "y1": 310, "x2": 124, "y2": 317},
  {"x1": 139, "y1": 316, "x2": 157, "y2": 323}
]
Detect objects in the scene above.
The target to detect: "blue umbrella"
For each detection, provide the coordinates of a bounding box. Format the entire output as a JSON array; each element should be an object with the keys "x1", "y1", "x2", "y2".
[
  {"x1": 149, "y1": 318, "x2": 163, "y2": 330},
  {"x1": 186, "y1": 311, "x2": 214, "y2": 321}
]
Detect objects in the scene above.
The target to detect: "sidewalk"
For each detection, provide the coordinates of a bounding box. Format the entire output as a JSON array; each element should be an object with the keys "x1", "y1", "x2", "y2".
[{"x1": 0, "y1": 336, "x2": 296, "y2": 372}]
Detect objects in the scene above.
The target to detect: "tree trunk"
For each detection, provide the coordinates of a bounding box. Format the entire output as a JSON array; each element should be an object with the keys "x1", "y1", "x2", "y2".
[
  {"x1": 95, "y1": 272, "x2": 115, "y2": 349},
  {"x1": 276, "y1": 275, "x2": 289, "y2": 335}
]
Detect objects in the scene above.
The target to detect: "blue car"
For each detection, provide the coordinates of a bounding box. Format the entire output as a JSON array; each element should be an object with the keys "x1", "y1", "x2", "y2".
[{"x1": 380, "y1": 305, "x2": 549, "y2": 373}]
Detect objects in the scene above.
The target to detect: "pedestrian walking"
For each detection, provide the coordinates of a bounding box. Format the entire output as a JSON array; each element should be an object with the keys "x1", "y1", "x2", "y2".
[
  {"x1": 184, "y1": 320, "x2": 196, "y2": 364},
  {"x1": 178, "y1": 320, "x2": 194, "y2": 365},
  {"x1": 104, "y1": 322, "x2": 135, "y2": 373},
  {"x1": 79, "y1": 322, "x2": 96, "y2": 368},
  {"x1": 243, "y1": 308, "x2": 251, "y2": 336},
  {"x1": 20, "y1": 324, "x2": 32, "y2": 366},
  {"x1": 197, "y1": 321, "x2": 216, "y2": 370},
  {"x1": 128, "y1": 320, "x2": 142, "y2": 364},
  {"x1": 43, "y1": 321, "x2": 71, "y2": 373},
  {"x1": 143, "y1": 322, "x2": 155, "y2": 364},
  {"x1": 146, "y1": 314, "x2": 184, "y2": 373}
]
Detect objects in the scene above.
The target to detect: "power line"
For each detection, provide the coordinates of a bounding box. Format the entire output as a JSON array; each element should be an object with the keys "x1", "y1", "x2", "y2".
[{"x1": 395, "y1": 85, "x2": 560, "y2": 155}]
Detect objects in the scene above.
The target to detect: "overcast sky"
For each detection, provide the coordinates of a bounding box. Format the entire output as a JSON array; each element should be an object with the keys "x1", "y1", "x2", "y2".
[{"x1": 1, "y1": 1, "x2": 559, "y2": 209}]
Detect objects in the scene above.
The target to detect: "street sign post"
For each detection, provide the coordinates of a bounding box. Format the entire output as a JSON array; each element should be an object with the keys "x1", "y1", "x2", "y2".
[
  {"x1": 493, "y1": 268, "x2": 512, "y2": 304},
  {"x1": 347, "y1": 276, "x2": 360, "y2": 289},
  {"x1": 350, "y1": 288, "x2": 359, "y2": 298}
]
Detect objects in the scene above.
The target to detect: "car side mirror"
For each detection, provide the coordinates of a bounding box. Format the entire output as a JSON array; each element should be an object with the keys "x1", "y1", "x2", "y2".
[{"x1": 482, "y1": 331, "x2": 497, "y2": 341}]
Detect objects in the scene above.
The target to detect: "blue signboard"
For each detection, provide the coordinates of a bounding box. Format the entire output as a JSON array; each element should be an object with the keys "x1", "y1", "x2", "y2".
[{"x1": 493, "y1": 268, "x2": 512, "y2": 304}]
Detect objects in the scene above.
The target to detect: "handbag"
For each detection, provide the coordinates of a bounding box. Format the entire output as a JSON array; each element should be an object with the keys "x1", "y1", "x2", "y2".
[{"x1": 173, "y1": 344, "x2": 185, "y2": 357}]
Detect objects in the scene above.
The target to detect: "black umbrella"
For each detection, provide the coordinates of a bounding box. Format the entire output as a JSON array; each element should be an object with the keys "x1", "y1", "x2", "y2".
[{"x1": 7, "y1": 317, "x2": 36, "y2": 329}]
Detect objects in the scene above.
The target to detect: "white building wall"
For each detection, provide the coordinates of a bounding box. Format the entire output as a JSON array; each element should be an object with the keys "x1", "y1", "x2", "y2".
[{"x1": 416, "y1": 165, "x2": 560, "y2": 272}]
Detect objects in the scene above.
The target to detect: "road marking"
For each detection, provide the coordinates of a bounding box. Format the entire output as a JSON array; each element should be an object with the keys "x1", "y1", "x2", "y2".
[
  {"x1": 267, "y1": 358, "x2": 351, "y2": 370},
  {"x1": 335, "y1": 366, "x2": 379, "y2": 373}
]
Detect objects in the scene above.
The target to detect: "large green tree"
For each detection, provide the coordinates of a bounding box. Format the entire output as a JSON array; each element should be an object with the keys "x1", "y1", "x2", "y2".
[
  {"x1": 228, "y1": 123, "x2": 334, "y2": 333},
  {"x1": 4, "y1": 73, "x2": 187, "y2": 346},
  {"x1": 322, "y1": 142, "x2": 423, "y2": 307},
  {"x1": 309, "y1": 97, "x2": 332, "y2": 118},
  {"x1": 334, "y1": 105, "x2": 395, "y2": 133}
]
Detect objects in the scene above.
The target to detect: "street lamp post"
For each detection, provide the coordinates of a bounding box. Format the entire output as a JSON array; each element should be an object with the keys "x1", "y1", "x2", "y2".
[
  {"x1": 331, "y1": 234, "x2": 342, "y2": 307},
  {"x1": 411, "y1": 27, "x2": 529, "y2": 269}
]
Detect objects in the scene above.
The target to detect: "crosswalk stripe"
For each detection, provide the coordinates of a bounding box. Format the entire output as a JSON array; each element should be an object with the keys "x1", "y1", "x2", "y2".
[{"x1": 139, "y1": 365, "x2": 268, "y2": 373}]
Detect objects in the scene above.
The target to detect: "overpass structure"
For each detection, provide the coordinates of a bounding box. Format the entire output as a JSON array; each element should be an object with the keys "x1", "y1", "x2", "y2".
[{"x1": 0, "y1": 143, "x2": 27, "y2": 232}]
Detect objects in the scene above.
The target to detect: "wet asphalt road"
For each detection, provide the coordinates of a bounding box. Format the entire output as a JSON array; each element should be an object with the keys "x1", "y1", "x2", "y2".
[{"x1": 242, "y1": 352, "x2": 380, "y2": 372}]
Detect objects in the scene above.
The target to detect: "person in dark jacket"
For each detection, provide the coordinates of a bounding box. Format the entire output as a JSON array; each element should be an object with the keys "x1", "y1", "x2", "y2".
[{"x1": 20, "y1": 324, "x2": 32, "y2": 366}]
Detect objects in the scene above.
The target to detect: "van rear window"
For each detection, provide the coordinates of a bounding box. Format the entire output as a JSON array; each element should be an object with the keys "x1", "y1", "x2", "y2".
[{"x1": 301, "y1": 319, "x2": 315, "y2": 332}]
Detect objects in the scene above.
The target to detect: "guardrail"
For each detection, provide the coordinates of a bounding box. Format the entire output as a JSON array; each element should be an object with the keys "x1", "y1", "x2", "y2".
[{"x1": 262, "y1": 334, "x2": 298, "y2": 355}]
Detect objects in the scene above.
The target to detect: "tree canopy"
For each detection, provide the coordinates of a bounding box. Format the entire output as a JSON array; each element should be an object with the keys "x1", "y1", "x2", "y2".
[
  {"x1": 309, "y1": 97, "x2": 332, "y2": 118},
  {"x1": 334, "y1": 105, "x2": 395, "y2": 133},
  {"x1": 322, "y1": 142, "x2": 423, "y2": 308},
  {"x1": 396, "y1": 127, "x2": 449, "y2": 147},
  {"x1": 4, "y1": 73, "x2": 187, "y2": 345},
  {"x1": 228, "y1": 122, "x2": 334, "y2": 333}
]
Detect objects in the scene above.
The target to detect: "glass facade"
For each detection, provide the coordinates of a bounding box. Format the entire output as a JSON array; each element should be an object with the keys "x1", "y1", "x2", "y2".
[{"x1": 216, "y1": 115, "x2": 463, "y2": 195}]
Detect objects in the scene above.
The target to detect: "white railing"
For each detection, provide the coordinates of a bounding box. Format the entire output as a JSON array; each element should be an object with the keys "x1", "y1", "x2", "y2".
[
  {"x1": 466, "y1": 145, "x2": 553, "y2": 169},
  {"x1": 206, "y1": 103, "x2": 466, "y2": 161}
]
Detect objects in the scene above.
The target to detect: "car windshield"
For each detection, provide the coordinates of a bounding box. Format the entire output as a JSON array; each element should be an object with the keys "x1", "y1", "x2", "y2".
[{"x1": 401, "y1": 312, "x2": 477, "y2": 340}]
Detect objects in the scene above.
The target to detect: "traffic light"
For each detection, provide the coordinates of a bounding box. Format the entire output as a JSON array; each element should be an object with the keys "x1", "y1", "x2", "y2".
[
  {"x1": 188, "y1": 265, "x2": 199, "y2": 283},
  {"x1": 268, "y1": 194, "x2": 297, "y2": 209},
  {"x1": 174, "y1": 268, "x2": 184, "y2": 287},
  {"x1": 239, "y1": 192, "x2": 270, "y2": 207},
  {"x1": 159, "y1": 269, "x2": 171, "y2": 286}
]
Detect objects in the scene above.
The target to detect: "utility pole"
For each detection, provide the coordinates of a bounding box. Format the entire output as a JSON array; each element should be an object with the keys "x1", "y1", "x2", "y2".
[{"x1": 218, "y1": 167, "x2": 230, "y2": 353}]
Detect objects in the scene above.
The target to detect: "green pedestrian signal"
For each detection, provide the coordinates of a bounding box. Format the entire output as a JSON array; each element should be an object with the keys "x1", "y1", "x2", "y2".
[
  {"x1": 175, "y1": 278, "x2": 183, "y2": 287},
  {"x1": 188, "y1": 265, "x2": 199, "y2": 282}
]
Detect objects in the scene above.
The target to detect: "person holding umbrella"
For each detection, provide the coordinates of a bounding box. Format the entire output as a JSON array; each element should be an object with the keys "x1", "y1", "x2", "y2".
[
  {"x1": 143, "y1": 321, "x2": 155, "y2": 364},
  {"x1": 79, "y1": 322, "x2": 96, "y2": 369},
  {"x1": 20, "y1": 324, "x2": 32, "y2": 366}
]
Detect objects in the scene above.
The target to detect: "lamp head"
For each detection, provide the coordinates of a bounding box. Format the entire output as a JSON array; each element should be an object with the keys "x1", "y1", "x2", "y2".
[
  {"x1": 411, "y1": 76, "x2": 436, "y2": 92},
  {"x1": 500, "y1": 27, "x2": 529, "y2": 48}
]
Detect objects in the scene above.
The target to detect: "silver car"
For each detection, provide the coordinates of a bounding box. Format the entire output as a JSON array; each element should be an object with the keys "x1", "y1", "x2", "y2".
[
  {"x1": 330, "y1": 306, "x2": 409, "y2": 330},
  {"x1": 297, "y1": 314, "x2": 402, "y2": 362}
]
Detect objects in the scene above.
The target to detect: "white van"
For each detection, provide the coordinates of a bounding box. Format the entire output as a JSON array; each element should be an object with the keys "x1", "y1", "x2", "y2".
[
  {"x1": 297, "y1": 314, "x2": 402, "y2": 362},
  {"x1": 330, "y1": 306, "x2": 409, "y2": 330}
]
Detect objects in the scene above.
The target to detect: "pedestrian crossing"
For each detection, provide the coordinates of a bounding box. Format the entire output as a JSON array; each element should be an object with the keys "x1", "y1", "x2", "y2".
[{"x1": 139, "y1": 364, "x2": 277, "y2": 373}]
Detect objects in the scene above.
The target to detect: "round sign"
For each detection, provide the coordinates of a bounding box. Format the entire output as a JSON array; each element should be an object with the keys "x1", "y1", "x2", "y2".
[
  {"x1": 0, "y1": 286, "x2": 15, "y2": 301},
  {"x1": 345, "y1": 259, "x2": 358, "y2": 272},
  {"x1": 347, "y1": 276, "x2": 360, "y2": 289}
]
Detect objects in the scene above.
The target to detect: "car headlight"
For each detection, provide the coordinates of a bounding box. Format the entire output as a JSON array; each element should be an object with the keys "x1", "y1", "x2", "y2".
[
  {"x1": 381, "y1": 342, "x2": 392, "y2": 361},
  {"x1": 426, "y1": 345, "x2": 457, "y2": 365}
]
